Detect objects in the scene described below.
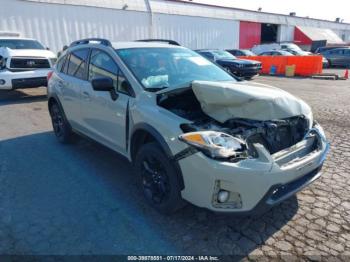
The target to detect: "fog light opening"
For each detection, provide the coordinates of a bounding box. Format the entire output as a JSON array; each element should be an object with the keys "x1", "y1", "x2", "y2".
[
  {"x1": 0, "y1": 79, "x2": 5, "y2": 85},
  {"x1": 218, "y1": 190, "x2": 230, "y2": 203}
]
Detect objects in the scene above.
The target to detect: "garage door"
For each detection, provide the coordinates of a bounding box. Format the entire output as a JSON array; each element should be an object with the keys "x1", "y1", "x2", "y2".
[{"x1": 239, "y1": 21, "x2": 261, "y2": 49}]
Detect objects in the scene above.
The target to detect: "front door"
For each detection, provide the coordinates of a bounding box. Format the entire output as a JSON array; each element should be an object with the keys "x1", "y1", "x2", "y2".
[{"x1": 80, "y1": 48, "x2": 131, "y2": 154}]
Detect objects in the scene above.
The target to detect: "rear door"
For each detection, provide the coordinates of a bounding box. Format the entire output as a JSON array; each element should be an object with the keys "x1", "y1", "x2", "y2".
[
  {"x1": 80, "y1": 48, "x2": 133, "y2": 154},
  {"x1": 55, "y1": 48, "x2": 90, "y2": 129}
]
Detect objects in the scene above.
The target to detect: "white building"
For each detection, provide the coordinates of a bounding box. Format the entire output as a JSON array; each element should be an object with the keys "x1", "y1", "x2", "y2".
[{"x1": 2, "y1": 0, "x2": 350, "y2": 53}]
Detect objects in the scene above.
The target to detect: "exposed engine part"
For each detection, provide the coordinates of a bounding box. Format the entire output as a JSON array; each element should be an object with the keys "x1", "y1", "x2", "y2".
[{"x1": 158, "y1": 88, "x2": 309, "y2": 155}]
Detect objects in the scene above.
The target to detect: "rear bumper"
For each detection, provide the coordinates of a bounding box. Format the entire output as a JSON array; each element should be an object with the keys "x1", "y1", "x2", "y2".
[{"x1": 0, "y1": 69, "x2": 50, "y2": 90}]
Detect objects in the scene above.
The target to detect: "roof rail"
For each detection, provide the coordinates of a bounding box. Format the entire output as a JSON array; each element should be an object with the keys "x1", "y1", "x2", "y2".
[
  {"x1": 135, "y1": 39, "x2": 181, "y2": 46},
  {"x1": 70, "y1": 38, "x2": 112, "y2": 47}
]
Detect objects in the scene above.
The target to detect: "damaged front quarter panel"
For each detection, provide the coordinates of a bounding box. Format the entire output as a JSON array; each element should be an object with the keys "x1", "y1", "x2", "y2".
[{"x1": 157, "y1": 81, "x2": 313, "y2": 160}]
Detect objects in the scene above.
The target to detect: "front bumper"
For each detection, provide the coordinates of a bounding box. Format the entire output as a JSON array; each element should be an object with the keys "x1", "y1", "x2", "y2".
[
  {"x1": 0, "y1": 69, "x2": 50, "y2": 90},
  {"x1": 178, "y1": 126, "x2": 329, "y2": 214},
  {"x1": 231, "y1": 67, "x2": 261, "y2": 78}
]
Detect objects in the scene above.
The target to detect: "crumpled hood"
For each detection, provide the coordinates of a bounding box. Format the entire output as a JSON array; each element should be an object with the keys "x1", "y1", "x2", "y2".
[
  {"x1": 192, "y1": 80, "x2": 312, "y2": 123},
  {"x1": 0, "y1": 47, "x2": 56, "y2": 58}
]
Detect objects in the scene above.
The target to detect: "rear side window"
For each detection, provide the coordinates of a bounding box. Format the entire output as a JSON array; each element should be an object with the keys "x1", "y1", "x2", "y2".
[
  {"x1": 329, "y1": 49, "x2": 342, "y2": 55},
  {"x1": 66, "y1": 49, "x2": 90, "y2": 80},
  {"x1": 62, "y1": 54, "x2": 70, "y2": 74},
  {"x1": 56, "y1": 55, "x2": 66, "y2": 72}
]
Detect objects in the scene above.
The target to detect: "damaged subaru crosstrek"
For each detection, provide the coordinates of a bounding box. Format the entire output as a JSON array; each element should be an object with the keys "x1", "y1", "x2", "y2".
[{"x1": 47, "y1": 38, "x2": 329, "y2": 215}]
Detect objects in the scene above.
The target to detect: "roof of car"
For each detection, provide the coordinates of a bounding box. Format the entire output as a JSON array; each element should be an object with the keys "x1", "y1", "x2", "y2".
[
  {"x1": 0, "y1": 37, "x2": 37, "y2": 41},
  {"x1": 111, "y1": 41, "x2": 184, "y2": 49},
  {"x1": 195, "y1": 49, "x2": 222, "y2": 52}
]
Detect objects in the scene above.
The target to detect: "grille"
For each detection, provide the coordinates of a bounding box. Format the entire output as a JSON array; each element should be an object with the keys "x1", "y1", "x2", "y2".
[
  {"x1": 10, "y1": 57, "x2": 50, "y2": 69},
  {"x1": 242, "y1": 64, "x2": 258, "y2": 68}
]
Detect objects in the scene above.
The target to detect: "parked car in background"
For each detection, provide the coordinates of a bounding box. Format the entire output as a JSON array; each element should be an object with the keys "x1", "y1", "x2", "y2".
[
  {"x1": 226, "y1": 49, "x2": 256, "y2": 57},
  {"x1": 322, "y1": 48, "x2": 350, "y2": 67},
  {"x1": 0, "y1": 37, "x2": 56, "y2": 90},
  {"x1": 196, "y1": 49, "x2": 262, "y2": 79},
  {"x1": 280, "y1": 42, "x2": 310, "y2": 54},
  {"x1": 282, "y1": 48, "x2": 329, "y2": 68},
  {"x1": 281, "y1": 48, "x2": 310, "y2": 56},
  {"x1": 259, "y1": 50, "x2": 294, "y2": 56},
  {"x1": 252, "y1": 43, "x2": 281, "y2": 55},
  {"x1": 48, "y1": 38, "x2": 329, "y2": 215},
  {"x1": 315, "y1": 46, "x2": 349, "y2": 54}
]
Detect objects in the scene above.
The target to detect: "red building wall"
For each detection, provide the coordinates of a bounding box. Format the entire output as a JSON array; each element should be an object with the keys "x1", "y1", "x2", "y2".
[
  {"x1": 239, "y1": 21, "x2": 261, "y2": 49},
  {"x1": 294, "y1": 27, "x2": 313, "y2": 45}
]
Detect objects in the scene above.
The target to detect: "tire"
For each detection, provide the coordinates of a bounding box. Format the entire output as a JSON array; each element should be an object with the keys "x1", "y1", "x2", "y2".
[
  {"x1": 49, "y1": 102, "x2": 74, "y2": 144},
  {"x1": 327, "y1": 60, "x2": 332, "y2": 68},
  {"x1": 134, "y1": 142, "x2": 185, "y2": 214}
]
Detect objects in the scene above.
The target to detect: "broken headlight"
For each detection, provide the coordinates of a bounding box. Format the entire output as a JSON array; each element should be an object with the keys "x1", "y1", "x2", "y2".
[{"x1": 179, "y1": 131, "x2": 248, "y2": 160}]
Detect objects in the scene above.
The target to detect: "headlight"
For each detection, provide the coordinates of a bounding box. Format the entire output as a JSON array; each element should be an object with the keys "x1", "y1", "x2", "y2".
[{"x1": 179, "y1": 131, "x2": 248, "y2": 159}]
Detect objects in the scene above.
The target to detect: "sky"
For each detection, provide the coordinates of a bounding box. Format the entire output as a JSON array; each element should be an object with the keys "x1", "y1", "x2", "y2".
[{"x1": 185, "y1": 0, "x2": 350, "y2": 23}]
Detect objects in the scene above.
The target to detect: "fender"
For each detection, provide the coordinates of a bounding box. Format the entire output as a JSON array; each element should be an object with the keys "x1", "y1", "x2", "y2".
[{"x1": 130, "y1": 123, "x2": 185, "y2": 190}]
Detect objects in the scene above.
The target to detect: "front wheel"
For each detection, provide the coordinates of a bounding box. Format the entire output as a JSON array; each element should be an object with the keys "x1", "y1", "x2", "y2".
[{"x1": 134, "y1": 143, "x2": 185, "y2": 214}]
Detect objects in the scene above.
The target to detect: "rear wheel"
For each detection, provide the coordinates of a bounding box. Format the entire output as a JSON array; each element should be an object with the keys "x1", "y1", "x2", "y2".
[
  {"x1": 49, "y1": 102, "x2": 74, "y2": 143},
  {"x1": 134, "y1": 142, "x2": 185, "y2": 214}
]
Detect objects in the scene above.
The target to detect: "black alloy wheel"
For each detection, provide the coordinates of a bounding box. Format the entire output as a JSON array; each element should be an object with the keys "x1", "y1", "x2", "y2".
[
  {"x1": 141, "y1": 155, "x2": 170, "y2": 205},
  {"x1": 135, "y1": 143, "x2": 185, "y2": 214}
]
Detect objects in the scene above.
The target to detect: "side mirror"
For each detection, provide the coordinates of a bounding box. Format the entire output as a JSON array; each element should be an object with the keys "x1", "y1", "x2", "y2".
[
  {"x1": 92, "y1": 77, "x2": 114, "y2": 92},
  {"x1": 46, "y1": 47, "x2": 50, "y2": 50}
]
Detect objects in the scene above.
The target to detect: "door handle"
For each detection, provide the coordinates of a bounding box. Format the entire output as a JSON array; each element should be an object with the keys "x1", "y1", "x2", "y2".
[{"x1": 82, "y1": 91, "x2": 91, "y2": 100}]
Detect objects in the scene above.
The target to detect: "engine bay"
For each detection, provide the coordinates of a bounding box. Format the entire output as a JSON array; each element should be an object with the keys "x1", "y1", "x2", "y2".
[{"x1": 158, "y1": 88, "x2": 310, "y2": 155}]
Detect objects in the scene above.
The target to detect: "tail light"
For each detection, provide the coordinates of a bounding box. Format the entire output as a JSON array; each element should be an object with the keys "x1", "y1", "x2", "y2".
[{"x1": 47, "y1": 71, "x2": 54, "y2": 81}]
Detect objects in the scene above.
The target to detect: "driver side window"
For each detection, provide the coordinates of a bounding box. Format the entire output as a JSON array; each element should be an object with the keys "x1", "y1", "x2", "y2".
[
  {"x1": 88, "y1": 49, "x2": 118, "y2": 90},
  {"x1": 88, "y1": 49, "x2": 134, "y2": 96}
]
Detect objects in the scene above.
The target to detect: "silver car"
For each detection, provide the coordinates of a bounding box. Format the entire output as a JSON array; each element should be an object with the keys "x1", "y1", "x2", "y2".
[{"x1": 47, "y1": 38, "x2": 329, "y2": 215}]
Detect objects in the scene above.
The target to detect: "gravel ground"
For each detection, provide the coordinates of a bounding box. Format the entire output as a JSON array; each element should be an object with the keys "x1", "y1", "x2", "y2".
[{"x1": 0, "y1": 71, "x2": 349, "y2": 259}]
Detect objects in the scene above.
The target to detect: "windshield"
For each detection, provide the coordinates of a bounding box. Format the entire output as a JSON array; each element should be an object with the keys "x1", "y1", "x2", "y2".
[
  {"x1": 242, "y1": 50, "x2": 256, "y2": 56},
  {"x1": 279, "y1": 50, "x2": 294, "y2": 56},
  {"x1": 211, "y1": 50, "x2": 237, "y2": 60},
  {"x1": 287, "y1": 49, "x2": 308, "y2": 56},
  {"x1": 117, "y1": 48, "x2": 236, "y2": 90},
  {"x1": 0, "y1": 39, "x2": 45, "y2": 50},
  {"x1": 281, "y1": 43, "x2": 302, "y2": 52}
]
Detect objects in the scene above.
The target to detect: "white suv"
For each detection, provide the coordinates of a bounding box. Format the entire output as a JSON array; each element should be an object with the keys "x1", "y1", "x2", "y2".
[
  {"x1": 47, "y1": 38, "x2": 329, "y2": 215},
  {"x1": 0, "y1": 37, "x2": 56, "y2": 90}
]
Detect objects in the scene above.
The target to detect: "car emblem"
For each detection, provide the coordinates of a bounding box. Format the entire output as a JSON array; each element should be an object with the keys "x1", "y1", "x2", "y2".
[{"x1": 27, "y1": 60, "x2": 36, "y2": 66}]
